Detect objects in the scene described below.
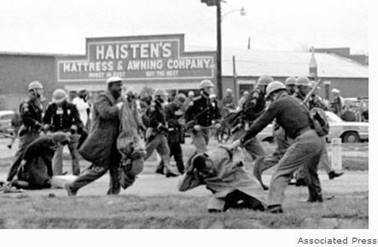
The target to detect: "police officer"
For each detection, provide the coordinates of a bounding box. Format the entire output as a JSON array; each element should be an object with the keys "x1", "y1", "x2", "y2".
[
  {"x1": 308, "y1": 82, "x2": 329, "y2": 110},
  {"x1": 284, "y1": 76, "x2": 297, "y2": 95},
  {"x1": 144, "y1": 89, "x2": 178, "y2": 177},
  {"x1": 252, "y1": 77, "x2": 295, "y2": 189},
  {"x1": 156, "y1": 93, "x2": 187, "y2": 175},
  {"x1": 294, "y1": 76, "x2": 311, "y2": 102},
  {"x1": 331, "y1": 88, "x2": 344, "y2": 116},
  {"x1": 43, "y1": 89, "x2": 83, "y2": 175},
  {"x1": 185, "y1": 79, "x2": 221, "y2": 153},
  {"x1": 231, "y1": 75, "x2": 273, "y2": 161},
  {"x1": 236, "y1": 81, "x2": 325, "y2": 213},
  {"x1": 293, "y1": 80, "x2": 343, "y2": 184},
  {"x1": 6, "y1": 81, "x2": 44, "y2": 182}
]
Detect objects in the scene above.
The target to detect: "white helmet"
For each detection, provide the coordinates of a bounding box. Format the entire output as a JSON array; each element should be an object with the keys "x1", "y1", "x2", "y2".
[
  {"x1": 199, "y1": 79, "x2": 214, "y2": 89},
  {"x1": 257, "y1": 75, "x2": 274, "y2": 86},
  {"x1": 52, "y1": 89, "x2": 67, "y2": 103},
  {"x1": 154, "y1": 89, "x2": 168, "y2": 97},
  {"x1": 296, "y1": 76, "x2": 310, "y2": 87},
  {"x1": 266, "y1": 81, "x2": 286, "y2": 99},
  {"x1": 106, "y1": 76, "x2": 123, "y2": 85},
  {"x1": 28, "y1": 81, "x2": 43, "y2": 91},
  {"x1": 284, "y1": 77, "x2": 297, "y2": 86}
]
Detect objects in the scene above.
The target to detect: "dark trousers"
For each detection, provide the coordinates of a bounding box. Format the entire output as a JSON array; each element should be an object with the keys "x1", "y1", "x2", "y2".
[
  {"x1": 157, "y1": 140, "x2": 184, "y2": 174},
  {"x1": 53, "y1": 133, "x2": 81, "y2": 176},
  {"x1": 225, "y1": 190, "x2": 265, "y2": 211},
  {"x1": 7, "y1": 131, "x2": 40, "y2": 181},
  {"x1": 69, "y1": 162, "x2": 120, "y2": 195}
]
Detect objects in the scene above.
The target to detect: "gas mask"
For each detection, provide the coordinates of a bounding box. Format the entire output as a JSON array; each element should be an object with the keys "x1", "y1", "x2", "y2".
[{"x1": 33, "y1": 88, "x2": 45, "y2": 102}]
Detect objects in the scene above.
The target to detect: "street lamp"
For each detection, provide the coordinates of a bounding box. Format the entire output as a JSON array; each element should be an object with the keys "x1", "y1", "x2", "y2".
[
  {"x1": 222, "y1": 7, "x2": 246, "y2": 20},
  {"x1": 201, "y1": 0, "x2": 246, "y2": 99}
]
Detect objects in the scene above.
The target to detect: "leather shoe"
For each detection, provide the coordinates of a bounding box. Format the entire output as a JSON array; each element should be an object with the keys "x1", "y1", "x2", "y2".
[
  {"x1": 306, "y1": 197, "x2": 323, "y2": 203},
  {"x1": 65, "y1": 184, "x2": 77, "y2": 196},
  {"x1": 295, "y1": 178, "x2": 306, "y2": 187},
  {"x1": 328, "y1": 171, "x2": 343, "y2": 180},
  {"x1": 165, "y1": 171, "x2": 179, "y2": 178},
  {"x1": 267, "y1": 204, "x2": 283, "y2": 214}
]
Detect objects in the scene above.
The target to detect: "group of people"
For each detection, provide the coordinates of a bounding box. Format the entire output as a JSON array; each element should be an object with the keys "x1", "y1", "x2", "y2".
[
  {"x1": 179, "y1": 75, "x2": 343, "y2": 213},
  {"x1": 3, "y1": 81, "x2": 90, "y2": 190},
  {"x1": 1, "y1": 74, "x2": 344, "y2": 214}
]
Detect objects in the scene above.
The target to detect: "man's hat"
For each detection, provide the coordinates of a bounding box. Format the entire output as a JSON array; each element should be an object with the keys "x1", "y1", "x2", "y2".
[
  {"x1": 28, "y1": 81, "x2": 43, "y2": 91},
  {"x1": 106, "y1": 76, "x2": 123, "y2": 85}
]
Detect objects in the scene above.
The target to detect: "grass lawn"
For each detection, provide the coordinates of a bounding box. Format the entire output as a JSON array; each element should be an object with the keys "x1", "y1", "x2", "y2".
[
  {"x1": 0, "y1": 139, "x2": 368, "y2": 229},
  {"x1": 0, "y1": 191, "x2": 368, "y2": 229}
]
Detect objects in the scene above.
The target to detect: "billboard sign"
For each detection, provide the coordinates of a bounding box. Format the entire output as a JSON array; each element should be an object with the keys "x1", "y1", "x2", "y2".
[{"x1": 57, "y1": 34, "x2": 216, "y2": 83}]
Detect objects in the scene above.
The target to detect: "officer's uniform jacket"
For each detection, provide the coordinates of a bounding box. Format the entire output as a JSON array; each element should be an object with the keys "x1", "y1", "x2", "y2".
[
  {"x1": 241, "y1": 88, "x2": 266, "y2": 123},
  {"x1": 293, "y1": 91, "x2": 306, "y2": 102},
  {"x1": 185, "y1": 92, "x2": 220, "y2": 127},
  {"x1": 242, "y1": 93, "x2": 312, "y2": 144},
  {"x1": 19, "y1": 99, "x2": 43, "y2": 133},
  {"x1": 145, "y1": 100, "x2": 166, "y2": 131},
  {"x1": 164, "y1": 102, "x2": 185, "y2": 143},
  {"x1": 43, "y1": 101, "x2": 83, "y2": 133}
]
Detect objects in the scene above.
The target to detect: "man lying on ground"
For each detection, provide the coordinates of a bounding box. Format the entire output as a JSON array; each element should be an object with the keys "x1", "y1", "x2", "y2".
[{"x1": 178, "y1": 144, "x2": 265, "y2": 213}]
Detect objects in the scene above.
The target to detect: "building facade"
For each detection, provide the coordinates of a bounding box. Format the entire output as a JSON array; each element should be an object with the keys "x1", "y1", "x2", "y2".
[
  {"x1": 0, "y1": 53, "x2": 58, "y2": 110},
  {"x1": 56, "y1": 34, "x2": 216, "y2": 97},
  {"x1": 0, "y1": 34, "x2": 369, "y2": 110}
]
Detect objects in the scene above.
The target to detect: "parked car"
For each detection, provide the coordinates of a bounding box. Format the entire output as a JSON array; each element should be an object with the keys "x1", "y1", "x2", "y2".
[
  {"x1": 257, "y1": 111, "x2": 368, "y2": 144},
  {"x1": 325, "y1": 111, "x2": 368, "y2": 143},
  {"x1": 0, "y1": 110, "x2": 15, "y2": 136}
]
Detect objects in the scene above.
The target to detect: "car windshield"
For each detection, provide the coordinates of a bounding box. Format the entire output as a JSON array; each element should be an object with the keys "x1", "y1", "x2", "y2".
[{"x1": 325, "y1": 111, "x2": 343, "y2": 123}]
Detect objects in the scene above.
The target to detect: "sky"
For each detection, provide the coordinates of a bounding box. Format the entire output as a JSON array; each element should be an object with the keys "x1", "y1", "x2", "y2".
[{"x1": 0, "y1": 0, "x2": 369, "y2": 55}]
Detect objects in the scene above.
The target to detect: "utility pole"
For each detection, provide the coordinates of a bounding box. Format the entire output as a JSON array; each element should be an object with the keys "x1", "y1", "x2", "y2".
[
  {"x1": 216, "y1": 0, "x2": 223, "y2": 100},
  {"x1": 201, "y1": 0, "x2": 223, "y2": 99},
  {"x1": 232, "y1": 56, "x2": 238, "y2": 100}
]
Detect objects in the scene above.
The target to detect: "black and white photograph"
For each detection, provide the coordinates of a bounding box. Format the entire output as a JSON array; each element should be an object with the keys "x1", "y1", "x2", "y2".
[{"x1": 0, "y1": 0, "x2": 376, "y2": 245}]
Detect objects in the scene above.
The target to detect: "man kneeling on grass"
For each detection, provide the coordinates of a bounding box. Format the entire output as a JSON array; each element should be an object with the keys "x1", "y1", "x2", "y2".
[
  {"x1": 4, "y1": 132, "x2": 70, "y2": 190},
  {"x1": 178, "y1": 144, "x2": 265, "y2": 213}
]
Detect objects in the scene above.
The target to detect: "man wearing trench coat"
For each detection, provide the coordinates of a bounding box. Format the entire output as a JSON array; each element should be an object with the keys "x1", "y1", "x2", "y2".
[
  {"x1": 66, "y1": 77, "x2": 124, "y2": 196},
  {"x1": 179, "y1": 145, "x2": 266, "y2": 212}
]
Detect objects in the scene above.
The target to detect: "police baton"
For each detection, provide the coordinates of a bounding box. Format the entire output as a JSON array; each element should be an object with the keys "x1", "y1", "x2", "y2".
[{"x1": 302, "y1": 79, "x2": 322, "y2": 105}]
